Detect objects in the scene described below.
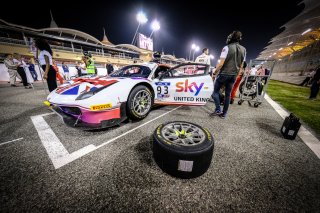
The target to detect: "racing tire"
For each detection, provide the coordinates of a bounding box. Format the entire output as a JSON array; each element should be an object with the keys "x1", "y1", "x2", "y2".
[
  {"x1": 153, "y1": 121, "x2": 214, "y2": 179},
  {"x1": 239, "y1": 81, "x2": 256, "y2": 97},
  {"x1": 127, "y1": 85, "x2": 153, "y2": 120}
]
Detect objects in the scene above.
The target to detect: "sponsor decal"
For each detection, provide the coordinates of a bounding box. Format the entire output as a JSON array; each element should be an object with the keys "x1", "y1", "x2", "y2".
[
  {"x1": 155, "y1": 82, "x2": 171, "y2": 86},
  {"x1": 204, "y1": 128, "x2": 212, "y2": 140},
  {"x1": 176, "y1": 79, "x2": 204, "y2": 96},
  {"x1": 90, "y1": 103, "x2": 112, "y2": 111},
  {"x1": 157, "y1": 94, "x2": 170, "y2": 99},
  {"x1": 173, "y1": 97, "x2": 209, "y2": 102},
  {"x1": 204, "y1": 86, "x2": 209, "y2": 90}
]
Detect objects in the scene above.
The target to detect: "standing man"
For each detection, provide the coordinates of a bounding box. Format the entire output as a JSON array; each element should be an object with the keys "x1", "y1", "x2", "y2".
[
  {"x1": 211, "y1": 31, "x2": 246, "y2": 118},
  {"x1": 28, "y1": 59, "x2": 38, "y2": 81},
  {"x1": 4, "y1": 54, "x2": 19, "y2": 87},
  {"x1": 13, "y1": 53, "x2": 32, "y2": 89},
  {"x1": 195, "y1": 48, "x2": 211, "y2": 66},
  {"x1": 309, "y1": 65, "x2": 320, "y2": 100},
  {"x1": 62, "y1": 62, "x2": 70, "y2": 80},
  {"x1": 106, "y1": 63, "x2": 114, "y2": 75},
  {"x1": 83, "y1": 52, "x2": 96, "y2": 75}
]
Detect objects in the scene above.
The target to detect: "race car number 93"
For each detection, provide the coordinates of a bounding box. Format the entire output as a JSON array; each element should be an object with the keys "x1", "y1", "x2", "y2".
[{"x1": 157, "y1": 86, "x2": 168, "y2": 94}]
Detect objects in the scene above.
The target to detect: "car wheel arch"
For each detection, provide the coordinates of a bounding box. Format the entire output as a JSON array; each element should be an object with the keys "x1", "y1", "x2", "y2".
[{"x1": 128, "y1": 82, "x2": 155, "y2": 102}]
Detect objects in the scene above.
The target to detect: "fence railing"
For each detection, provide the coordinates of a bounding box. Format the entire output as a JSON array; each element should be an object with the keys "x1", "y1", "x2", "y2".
[{"x1": 0, "y1": 37, "x2": 144, "y2": 63}]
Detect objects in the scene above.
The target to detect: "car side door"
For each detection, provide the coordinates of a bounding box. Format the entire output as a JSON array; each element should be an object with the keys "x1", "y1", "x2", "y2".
[{"x1": 152, "y1": 63, "x2": 213, "y2": 105}]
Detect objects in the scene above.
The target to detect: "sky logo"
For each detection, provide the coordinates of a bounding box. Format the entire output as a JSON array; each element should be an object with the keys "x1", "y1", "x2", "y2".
[{"x1": 176, "y1": 79, "x2": 204, "y2": 96}]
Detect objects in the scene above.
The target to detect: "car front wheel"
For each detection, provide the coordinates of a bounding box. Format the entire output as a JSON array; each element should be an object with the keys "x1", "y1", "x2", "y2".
[{"x1": 126, "y1": 85, "x2": 152, "y2": 120}]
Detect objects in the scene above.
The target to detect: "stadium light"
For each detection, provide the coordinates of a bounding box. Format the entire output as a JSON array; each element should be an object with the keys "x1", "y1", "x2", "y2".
[
  {"x1": 191, "y1": 44, "x2": 196, "y2": 49},
  {"x1": 131, "y1": 11, "x2": 148, "y2": 45},
  {"x1": 301, "y1": 28, "x2": 311, "y2": 35},
  {"x1": 210, "y1": 54, "x2": 214, "y2": 59},
  {"x1": 287, "y1": 41, "x2": 293, "y2": 46},
  {"x1": 137, "y1": 12, "x2": 148, "y2": 24},
  {"x1": 149, "y1": 20, "x2": 160, "y2": 38}
]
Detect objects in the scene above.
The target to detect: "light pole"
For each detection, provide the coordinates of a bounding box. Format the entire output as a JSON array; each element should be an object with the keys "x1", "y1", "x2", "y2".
[
  {"x1": 189, "y1": 44, "x2": 196, "y2": 61},
  {"x1": 131, "y1": 12, "x2": 148, "y2": 45},
  {"x1": 192, "y1": 46, "x2": 199, "y2": 61},
  {"x1": 149, "y1": 20, "x2": 160, "y2": 38}
]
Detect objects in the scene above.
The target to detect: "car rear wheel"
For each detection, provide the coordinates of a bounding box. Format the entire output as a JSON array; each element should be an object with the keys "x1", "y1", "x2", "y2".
[{"x1": 127, "y1": 85, "x2": 152, "y2": 120}]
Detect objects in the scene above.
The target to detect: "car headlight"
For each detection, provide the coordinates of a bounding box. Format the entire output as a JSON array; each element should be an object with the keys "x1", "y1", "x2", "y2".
[
  {"x1": 75, "y1": 82, "x2": 118, "y2": 100},
  {"x1": 76, "y1": 91, "x2": 94, "y2": 100}
]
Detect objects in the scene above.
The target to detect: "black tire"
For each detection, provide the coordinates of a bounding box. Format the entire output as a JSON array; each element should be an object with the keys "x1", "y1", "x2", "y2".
[
  {"x1": 153, "y1": 121, "x2": 214, "y2": 179},
  {"x1": 238, "y1": 100, "x2": 242, "y2": 105},
  {"x1": 239, "y1": 81, "x2": 256, "y2": 97},
  {"x1": 126, "y1": 85, "x2": 153, "y2": 120},
  {"x1": 254, "y1": 103, "x2": 259, "y2": 108}
]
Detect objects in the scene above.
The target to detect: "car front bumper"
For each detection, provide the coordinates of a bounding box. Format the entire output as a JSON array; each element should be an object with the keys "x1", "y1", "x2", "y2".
[{"x1": 48, "y1": 103, "x2": 127, "y2": 130}]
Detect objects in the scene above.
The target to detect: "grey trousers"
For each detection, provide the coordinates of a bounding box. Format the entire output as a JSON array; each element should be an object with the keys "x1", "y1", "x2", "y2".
[{"x1": 7, "y1": 69, "x2": 19, "y2": 85}]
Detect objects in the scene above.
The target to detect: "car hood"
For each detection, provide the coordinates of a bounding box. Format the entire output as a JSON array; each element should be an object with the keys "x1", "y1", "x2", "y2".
[{"x1": 47, "y1": 76, "x2": 150, "y2": 105}]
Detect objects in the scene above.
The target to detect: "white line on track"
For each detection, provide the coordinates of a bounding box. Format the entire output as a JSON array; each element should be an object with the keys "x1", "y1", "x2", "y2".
[
  {"x1": 31, "y1": 106, "x2": 181, "y2": 169},
  {"x1": 0, "y1": 137, "x2": 24, "y2": 146},
  {"x1": 265, "y1": 94, "x2": 320, "y2": 159},
  {"x1": 96, "y1": 106, "x2": 182, "y2": 149}
]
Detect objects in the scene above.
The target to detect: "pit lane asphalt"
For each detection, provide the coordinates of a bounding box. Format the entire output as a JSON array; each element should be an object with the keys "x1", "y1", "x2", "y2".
[{"x1": 0, "y1": 83, "x2": 320, "y2": 212}]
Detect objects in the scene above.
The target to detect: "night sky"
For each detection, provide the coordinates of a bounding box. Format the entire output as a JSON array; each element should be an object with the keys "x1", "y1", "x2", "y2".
[{"x1": 1, "y1": 0, "x2": 304, "y2": 62}]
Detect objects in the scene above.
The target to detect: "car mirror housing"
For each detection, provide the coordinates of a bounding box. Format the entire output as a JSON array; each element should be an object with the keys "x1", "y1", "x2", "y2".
[{"x1": 158, "y1": 73, "x2": 164, "y2": 81}]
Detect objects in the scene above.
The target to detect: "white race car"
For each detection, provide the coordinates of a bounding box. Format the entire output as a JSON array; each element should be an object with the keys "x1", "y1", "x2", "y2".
[{"x1": 46, "y1": 62, "x2": 213, "y2": 129}]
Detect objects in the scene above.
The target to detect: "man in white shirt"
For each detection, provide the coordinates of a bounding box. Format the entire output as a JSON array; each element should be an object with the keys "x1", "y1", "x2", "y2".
[
  {"x1": 250, "y1": 65, "x2": 257, "y2": 75},
  {"x1": 13, "y1": 53, "x2": 31, "y2": 89},
  {"x1": 195, "y1": 48, "x2": 210, "y2": 66}
]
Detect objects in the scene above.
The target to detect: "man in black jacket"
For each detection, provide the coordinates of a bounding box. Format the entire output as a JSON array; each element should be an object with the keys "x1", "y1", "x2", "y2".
[{"x1": 309, "y1": 65, "x2": 320, "y2": 100}]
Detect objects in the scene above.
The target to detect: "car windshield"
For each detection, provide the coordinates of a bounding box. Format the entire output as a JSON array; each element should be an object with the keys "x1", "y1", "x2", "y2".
[{"x1": 110, "y1": 65, "x2": 152, "y2": 78}]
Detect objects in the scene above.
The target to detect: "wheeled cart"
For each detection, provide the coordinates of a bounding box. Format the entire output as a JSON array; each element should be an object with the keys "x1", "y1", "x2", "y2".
[{"x1": 238, "y1": 59, "x2": 275, "y2": 107}]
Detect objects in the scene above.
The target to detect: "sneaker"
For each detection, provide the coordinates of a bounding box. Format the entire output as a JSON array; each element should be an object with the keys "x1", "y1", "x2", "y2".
[
  {"x1": 210, "y1": 110, "x2": 223, "y2": 117},
  {"x1": 230, "y1": 99, "x2": 234, "y2": 104},
  {"x1": 10, "y1": 84, "x2": 17, "y2": 87},
  {"x1": 219, "y1": 114, "x2": 226, "y2": 119}
]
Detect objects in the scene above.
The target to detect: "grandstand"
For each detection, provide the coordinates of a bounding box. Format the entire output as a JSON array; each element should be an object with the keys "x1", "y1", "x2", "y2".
[
  {"x1": 0, "y1": 17, "x2": 185, "y2": 81},
  {"x1": 257, "y1": 0, "x2": 320, "y2": 84}
]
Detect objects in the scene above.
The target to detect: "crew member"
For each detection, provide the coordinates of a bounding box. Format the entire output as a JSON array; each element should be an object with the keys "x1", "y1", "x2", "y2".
[
  {"x1": 211, "y1": 31, "x2": 246, "y2": 119},
  {"x1": 195, "y1": 48, "x2": 210, "y2": 66},
  {"x1": 83, "y1": 52, "x2": 96, "y2": 75}
]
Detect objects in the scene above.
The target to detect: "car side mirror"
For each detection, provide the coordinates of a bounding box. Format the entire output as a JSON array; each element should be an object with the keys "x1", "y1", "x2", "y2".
[{"x1": 158, "y1": 73, "x2": 165, "y2": 81}]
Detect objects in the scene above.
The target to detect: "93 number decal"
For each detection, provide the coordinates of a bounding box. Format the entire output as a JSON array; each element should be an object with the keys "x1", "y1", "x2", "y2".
[{"x1": 157, "y1": 86, "x2": 168, "y2": 94}]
